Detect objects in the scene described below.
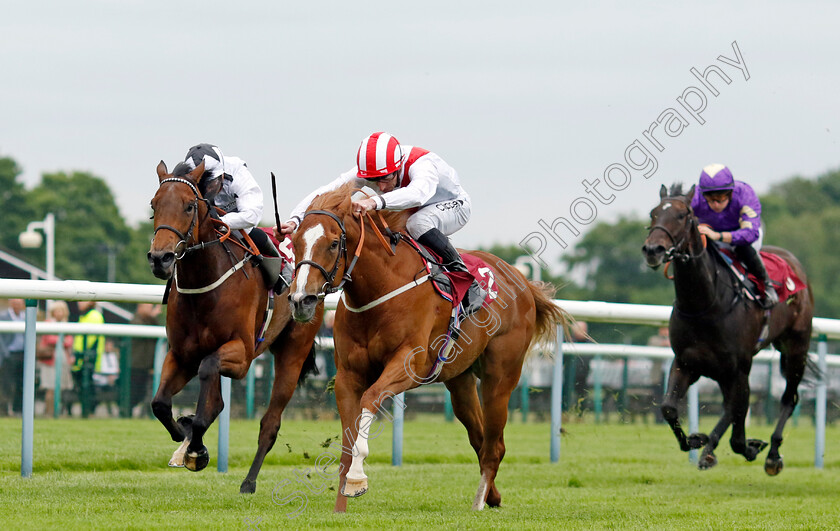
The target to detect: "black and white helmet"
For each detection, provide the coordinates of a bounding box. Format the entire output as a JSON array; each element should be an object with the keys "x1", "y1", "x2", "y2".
[{"x1": 184, "y1": 143, "x2": 225, "y2": 198}]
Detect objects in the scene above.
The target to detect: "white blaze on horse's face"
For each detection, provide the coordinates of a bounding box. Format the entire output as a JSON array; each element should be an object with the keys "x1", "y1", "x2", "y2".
[
  {"x1": 662, "y1": 202, "x2": 672, "y2": 210},
  {"x1": 291, "y1": 223, "x2": 325, "y2": 303}
]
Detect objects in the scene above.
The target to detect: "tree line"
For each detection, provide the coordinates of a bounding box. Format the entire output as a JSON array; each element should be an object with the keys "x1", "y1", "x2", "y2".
[{"x1": 0, "y1": 156, "x2": 156, "y2": 285}]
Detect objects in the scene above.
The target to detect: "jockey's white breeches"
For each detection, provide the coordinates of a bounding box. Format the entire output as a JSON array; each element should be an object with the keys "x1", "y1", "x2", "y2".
[{"x1": 405, "y1": 197, "x2": 472, "y2": 239}]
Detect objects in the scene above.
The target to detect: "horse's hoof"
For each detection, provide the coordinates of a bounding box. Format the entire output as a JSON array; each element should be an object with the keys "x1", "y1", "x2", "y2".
[
  {"x1": 698, "y1": 454, "x2": 717, "y2": 470},
  {"x1": 168, "y1": 439, "x2": 189, "y2": 467},
  {"x1": 184, "y1": 446, "x2": 209, "y2": 472},
  {"x1": 745, "y1": 439, "x2": 769, "y2": 461},
  {"x1": 687, "y1": 433, "x2": 709, "y2": 450},
  {"x1": 765, "y1": 456, "x2": 784, "y2": 476},
  {"x1": 341, "y1": 477, "x2": 368, "y2": 498},
  {"x1": 240, "y1": 480, "x2": 257, "y2": 494},
  {"x1": 486, "y1": 487, "x2": 502, "y2": 508}
]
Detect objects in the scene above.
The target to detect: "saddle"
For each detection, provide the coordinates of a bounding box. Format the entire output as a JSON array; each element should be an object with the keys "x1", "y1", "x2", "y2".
[
  {"x1": 255, "y1": 228, "x2": 295, "y2": 294},
  {"x1": 404, "y1": 236, "x2": 495, "y2": 321},
  {"x1": 707, "y1": 242, "x2": 806, "y2": 305}
]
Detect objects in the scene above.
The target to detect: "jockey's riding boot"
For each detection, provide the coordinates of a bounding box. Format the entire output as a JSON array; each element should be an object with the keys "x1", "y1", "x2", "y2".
[
  {"x1": 737, "y1": 244, "x2": 779, "y2": 308},
  {"x1": 418, "y1": 228, "x2": 468, "y2": 273},
  {"x1": 417, "y1": 229, "x2": 486, "y2": 311},
  {"x1": 248, "y1": 228, "x2": 289, "y2": 293},
  {"x1": 248, "y1": 227, "x2": 281, "y2": 258}
]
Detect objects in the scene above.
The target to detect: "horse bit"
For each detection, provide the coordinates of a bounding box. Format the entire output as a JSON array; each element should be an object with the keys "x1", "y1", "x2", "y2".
[
  {"x1": 647, "y1": 202, "x2": 705, "y2": 263},
  {"x1": 294, "y1": 209, "x2": 353, "y2": 298},
  {"x1": 154, "y1": 177, "x2": 220, "y2": 260}
]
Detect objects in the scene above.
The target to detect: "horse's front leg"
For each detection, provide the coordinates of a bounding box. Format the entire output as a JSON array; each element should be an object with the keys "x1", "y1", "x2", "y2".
[
  {"x1": 725, "y1": 372, "x2": 768, "y2": 465},
  {"x1": 697, "y1": 377, "x2": 740, "y2": 470},
  {"x1": 333, "y1": 368, "x2": 366, "y2": 513},
  {"x1": 341, "y1": 348, "x2": 420, "y2": 501},
  {"x1": 661, "y1": 362, "x2": 705, "y2": 452},
  {"x1": 186, "y1": 339, "x2": 251, "y2": 472},
  {"x1": 150, "y1": 351, "x2": 196, "y2": 466},
  {"x1": 241, "y1": 319, "x2": 321, "y2": 494}
]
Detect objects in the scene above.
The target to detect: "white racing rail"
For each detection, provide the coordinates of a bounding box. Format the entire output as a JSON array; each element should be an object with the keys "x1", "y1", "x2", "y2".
[{"x1": 0, "y1": 279, "x2": 835, "y2": 475}]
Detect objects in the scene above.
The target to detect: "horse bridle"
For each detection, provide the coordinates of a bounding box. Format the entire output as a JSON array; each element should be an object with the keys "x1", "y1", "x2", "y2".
[
  {"x1": 153, "y1": 177, "x2": 219, "y2": 260},
  {"x1": 647, "y1": 201, "x2": 705, "y2": 263},
  {"x1": 294, "y1": 204, "x2": 399, "y2": 299},
  {"x1": 294, "y1": 210, "x2": 355, "y2": 298}
]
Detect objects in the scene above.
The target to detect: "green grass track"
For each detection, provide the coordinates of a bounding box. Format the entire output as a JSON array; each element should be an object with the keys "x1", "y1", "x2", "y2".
[{"x1": 2, "y1": 416, "x2": 840, "y2": 529}]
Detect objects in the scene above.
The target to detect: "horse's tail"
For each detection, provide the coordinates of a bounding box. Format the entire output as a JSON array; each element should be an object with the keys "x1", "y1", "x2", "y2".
[
  {"x1": 297, "y1": 344, "x2": 319, "y2": 386},
  {"x1": 527, "y1": 280, "x2": 574, "y2": 355}
]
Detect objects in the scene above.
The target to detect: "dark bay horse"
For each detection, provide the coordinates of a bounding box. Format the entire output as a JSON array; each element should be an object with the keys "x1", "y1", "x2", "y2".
[
  {"x1": 148, "y1": 160, "x2": 322, "y2": 494},
  {"x1": 288, "y1": 183, "x2": 570, "y2": 511},
  {"x1": 642, "y1": 184, "x2": 814, "y2": 474}
]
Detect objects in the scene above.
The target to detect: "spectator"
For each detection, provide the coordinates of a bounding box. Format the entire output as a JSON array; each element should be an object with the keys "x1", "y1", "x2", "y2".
[
  {"x1": 36, "y1": 301, "x2": 74, "y2": 417},
  {"x1": 129, "y1": 303, "x2": 162, "y2": 416},
  {"x1": 72, "y1": 300, "x2": 105, "y2": 417},
  {"x1": 647, "y1": 326, "x2": 670, "y2": 348},
  {"x1": 93, "y1": 339, "x2": 121, "y2": 416},
  {"x1": 0, "y1": 299, "x2": 26, "y2": 416}
]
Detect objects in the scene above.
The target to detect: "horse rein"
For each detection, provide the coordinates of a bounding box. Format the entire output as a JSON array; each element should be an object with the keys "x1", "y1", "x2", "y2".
[
  {"x1": 295, "y1": 204, "x2": 398, "y2": 298},
  {"x1": 647, "y1": 201, "x2": 706, "y2": 265}
]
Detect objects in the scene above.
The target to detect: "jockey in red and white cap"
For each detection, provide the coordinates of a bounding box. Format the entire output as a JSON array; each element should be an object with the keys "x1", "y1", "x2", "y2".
[{"x1": 279, "y1": 132, "x2": 473, "y2": 278}]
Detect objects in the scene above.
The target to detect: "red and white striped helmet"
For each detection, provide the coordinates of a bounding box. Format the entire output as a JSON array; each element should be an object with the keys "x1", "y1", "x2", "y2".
[{"x1": 356, "y1": 132, "x2": 403, "y2": 179}]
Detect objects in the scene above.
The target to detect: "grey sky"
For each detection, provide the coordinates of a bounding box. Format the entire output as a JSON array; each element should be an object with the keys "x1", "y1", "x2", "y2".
[{"x1": 2, "y1": 2, "x2": 838, "y2": 270}]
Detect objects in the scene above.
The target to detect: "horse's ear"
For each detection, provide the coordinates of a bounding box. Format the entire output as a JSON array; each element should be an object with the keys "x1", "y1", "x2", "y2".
[
  {"x1": 685, "y1": 184, "x2": 696, "y2": 204},
  {"x1": 157, "y1": 161, "x2": 168, "y2": 181},
  {"x1": 189, "y1": 160, "x2": 206, "y2": 183},
  {"x1": 659, "y1": 184, "x2": 668, "y2": 199}
]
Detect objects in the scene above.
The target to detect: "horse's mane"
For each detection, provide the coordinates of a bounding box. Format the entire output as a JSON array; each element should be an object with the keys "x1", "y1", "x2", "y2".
[
  {"x1": 172, "y1": 161, "x2": 197, "y2": 180},
  {"x1": 669, "y1": 183, "x2": 685, "y2": 197},
  {"x1": 308, "y1": 182, "x2": 411, "y2": 232}
]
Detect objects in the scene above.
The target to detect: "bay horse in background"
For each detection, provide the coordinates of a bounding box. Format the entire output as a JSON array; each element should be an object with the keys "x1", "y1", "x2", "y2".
[
  {"x1": 642, "y1": 183, "x2": 814, "y2": 474},
  {"x1": 147, "y1": 160, "x2": 322, "y2": 494},
  {"x1": 288, "y1": 183, "x2": 571, "y2": 512}
]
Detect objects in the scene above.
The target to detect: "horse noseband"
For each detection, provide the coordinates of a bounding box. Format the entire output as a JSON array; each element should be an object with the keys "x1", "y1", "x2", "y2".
[{"x1": 294, "y1": 209, "x2": 350, "y2": 296}]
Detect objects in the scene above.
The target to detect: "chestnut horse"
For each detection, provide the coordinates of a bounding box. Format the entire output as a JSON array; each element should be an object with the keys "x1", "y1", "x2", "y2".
[
  {"x1": 147, "y1": 160, "x2": 322, "y2": 494},
  {"x1": 288, "y1": 184, "x2": 570, "y2": 512},
  {"x1": 642, "y1": 184, "x2": 814, "y2": 474}
]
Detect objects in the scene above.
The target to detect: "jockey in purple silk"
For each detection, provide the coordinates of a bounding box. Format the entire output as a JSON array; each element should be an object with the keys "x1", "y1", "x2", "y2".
[{"x1": 691, "y1": 163, "x2": 779, "y2": 307}]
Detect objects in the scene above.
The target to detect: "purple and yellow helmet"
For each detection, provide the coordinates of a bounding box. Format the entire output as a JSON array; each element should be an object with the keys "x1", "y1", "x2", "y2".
[{"x1": 698, "y1": 164, "x2": 735, "y2": 193}]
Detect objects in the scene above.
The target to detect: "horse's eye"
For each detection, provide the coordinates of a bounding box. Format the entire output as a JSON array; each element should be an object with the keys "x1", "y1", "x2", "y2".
[
  {"x1": 330, "y1": 240, "x2": 339, "y2": 251},
  {"x1": 185, "y1": 203, "x2": 194, "y2": 214}
]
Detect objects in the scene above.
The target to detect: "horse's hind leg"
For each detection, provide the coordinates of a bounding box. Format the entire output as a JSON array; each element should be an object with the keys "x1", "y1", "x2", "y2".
[
  {"x1": 241, "y1": 324, "x2": 320, "y2": 494},
  {"x1": 472, "y1": 334, "x2": 529, "y2": 511},
  {"x1": 661, "y1": 363, "x2": 704, "y2": 452},
  {"x1": 444, "y1": 371, "x2": 503, "y2": 506},
  {"x1": 765, "y1": 340, "x2": 808, "y2": 476}
]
